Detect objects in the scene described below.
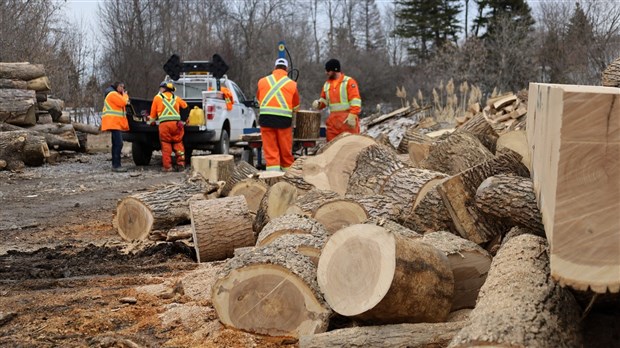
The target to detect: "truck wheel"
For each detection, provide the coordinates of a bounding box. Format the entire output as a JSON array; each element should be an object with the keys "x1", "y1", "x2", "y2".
[
  {"x1": 214, "y1": 129, "x2": 230, "y2": 154},
  {"x1": 132, "y1": 142, "x2": 153, "y2": 166}
]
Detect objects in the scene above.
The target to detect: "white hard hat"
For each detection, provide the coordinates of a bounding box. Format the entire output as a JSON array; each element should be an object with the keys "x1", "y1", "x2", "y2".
[{"x1": 275, "y1": 58, "x2": 288, "y2": 68}]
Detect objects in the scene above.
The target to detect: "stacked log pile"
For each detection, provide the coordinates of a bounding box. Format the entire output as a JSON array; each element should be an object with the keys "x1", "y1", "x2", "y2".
[
  {"x1": 454, "y1": 91, "x2": 527, "y2": 135},
  {"x1": 0, "y1": 62, "x2": 98, "y2": 171}
]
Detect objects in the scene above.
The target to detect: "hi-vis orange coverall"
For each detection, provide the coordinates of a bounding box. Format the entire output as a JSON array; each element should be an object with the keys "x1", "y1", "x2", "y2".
[
  {"x1": 257, "y1": 69, "x2": 300, "y2": 171},
  {"x1": 149, "y1": 92, "x2": 188, "y2": 170},
  {"x1": 316, "y1": 73, "x2": 362, "y2": 141}
]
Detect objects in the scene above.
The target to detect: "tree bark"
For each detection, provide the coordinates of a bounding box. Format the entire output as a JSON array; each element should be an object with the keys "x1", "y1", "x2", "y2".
[
  {"x1": 221, "y1": 160, "x2": 258, "y2": 196},
  {"x1": 294, "y1": 110, "x2": 321, "y2": 139},
  {"x1": 190, "y1": 154, "x2": 234, "y2": 183},
  {"x1": 286, "y1": 189, "x2": 340, "y2": 216},
  {"x1": 437, "y1": 150, "x2": 530, "y2": 244},
  {"x1": 0, "y1": 79, "x2": 27, "y2": 89},
  {"x1": 317, "y1": 224, "x2": 454, "y2": 324},
  {"x1": 282, "y1": 156, "x2": 315, "y2": 193},
  {"x1": 459, "y1": 113, "x2": 499, "y2": 153},
  {"x1": 300, "y1": 321, "x2": 466, "y2": 348},
  {"x1": 420, "y1": 130, "x2": 494, "y2": 175},
  {"x1": 349, "y1": 194, "x2": 403, "y2": 221},
  {"x1": 346, "y1": 144, "x2": 407, "y2": 197},
  {"x1": 253, "y1": 181, "x2": 299, "y2": 233},
  {"x1": 0, "y1": 130, "x2": 49, "y2": 170},
  {"x1": 256, "y1": 214, "x2": 329, "y2": 247},
  {"x1": 37, "y1": 98, "x2": 64, "y2": 121},
  {"x1": 475, "y1": 174, "x2": 545, "y2": 236},
  {"x1": 113, "y1": 181, "x2": 208, "y2": 241},
  {"x1": 0, "y1": 62, "x2": 46, "y2": 80},
  {"x1": 601, "y1": 56, "x2": 620, "y2": 87},
  {"x1": 71, "y1": 122, "x2": 101, "y2": 135},
  {"x1": 380, "y1": 167, "x2": 447, "y2": 218},
  {"x1": 448, "y1": 234, "x2": 583, "y2": 348},
  {"x1": 398, "y1": 177, "x2": 455, "y2": 233},
  {"x1": 0, "y1": 122, "x2": 80, "y2": 151},
  {"x1": 212, "y1": 234, "x2": 331, "y2": 337},
  {"x1": 190, "y1": 195, "x2": 255, "y2": 262},
  {"x1": 397, "y1": 127, "x2": 432, "y2": 154},
  {"x1": 0, "y1": 89, "x2": 36, "y2": 126},
  {"x1": 312, "y1": 198, "x2": 368, "y2": 234},
  {"x1": 228, "y1": 178, "x2": 268, "y2": 214}
]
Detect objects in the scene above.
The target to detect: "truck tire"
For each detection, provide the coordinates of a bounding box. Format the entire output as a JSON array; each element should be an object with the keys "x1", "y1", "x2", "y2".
[
  {"x1": 132, "y1": 142, "x2": 153, "y2": 166},
  {"x1": 214, "y1": 129, "x2": 230, "y2": 154}
]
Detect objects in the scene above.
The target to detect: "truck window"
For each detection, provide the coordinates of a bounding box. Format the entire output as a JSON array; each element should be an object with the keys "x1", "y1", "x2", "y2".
[
  {"x1": 174, "y1": 82, "x2": 210, "y2": 99},
  {"x1": 230, "y1": 83, "x2": 247, "y2": 103}
]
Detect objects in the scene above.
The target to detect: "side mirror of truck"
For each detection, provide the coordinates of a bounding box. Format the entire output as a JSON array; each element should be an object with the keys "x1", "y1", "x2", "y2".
[{"x1": 242, "y1": 99, "x2": 259, "y2": 108}]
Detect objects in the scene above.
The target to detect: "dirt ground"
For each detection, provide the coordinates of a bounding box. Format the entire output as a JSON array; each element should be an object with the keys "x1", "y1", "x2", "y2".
[
  {"x1": 1, "y1": 134, "x2": 618, "y2": 347},
  {"x1": 0, "y1": 134, "x2": 296, "y2": 347}
]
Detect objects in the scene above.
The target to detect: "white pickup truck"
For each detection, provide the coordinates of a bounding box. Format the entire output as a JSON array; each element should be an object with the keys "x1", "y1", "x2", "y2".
[{"x1": 123, "y1": 57, "x2": 257, "y2": 166}]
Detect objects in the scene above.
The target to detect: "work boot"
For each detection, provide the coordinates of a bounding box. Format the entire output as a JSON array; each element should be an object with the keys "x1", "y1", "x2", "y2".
[{"x1": 112, "y1": 167, "x2": 128, "y2": 173}]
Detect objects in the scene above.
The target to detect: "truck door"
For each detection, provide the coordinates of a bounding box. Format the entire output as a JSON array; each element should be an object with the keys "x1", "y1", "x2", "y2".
[{"x1": 229, "y1": 82, "x2": 255, "y2": 136}]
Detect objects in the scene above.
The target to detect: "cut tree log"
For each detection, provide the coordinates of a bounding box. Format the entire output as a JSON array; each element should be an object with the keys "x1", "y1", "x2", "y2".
[
  {"x1": 346, "y1": 144, "x2": 407, "y2": 197},
  {"x1": 496, "y1": 130, "x2": 530, "y2": 171},
  {"x1": 303, "y1": 134, "x2": 377, "y2": 195},
  {"x1": 71, "y1": 122, "x2": 100, "y2": 135},
  {"x1": 0, "y1": 62, "x2": 46, "y2": 80},
  {"x1": 317, "y1": 223, "x2": 454, "y2": 324},
  {"x1": 0, "y1": 89, "x2": 36, "y2": 126},
  {"x1": 349, "y1": 194, "x2": 403, "y2": 221},
  {"x1": 420, "y1": 130, "x2": 494, "y2": 175},
  {"x1": 282, "y1": 156, "x2": 315, "y2": 193},
  {"x1": 0, "y1": 130, "x2": 49, "y2": 170},
  {"x1": 299, "y1": 321, "x2": 466, "y2": 348},
  {"x1": 285, "y1": 189, "x2": 340, "y2": 216},
  {"x1": 408, "y1": 141, "x2": 432, "y2": 166},
  {"x1": 475, "y1": 174, "x2": 545, "y2": 236},
  {"x1": 421, "y1": 231, "x2": 492, "y2": 311},
  {"x1": 191, "y1": 154, "x2": 234, "y2": 183},
  {"x1": 397, "y1": 127, "x2": 432, "y2": 154},
  {"x1": 398, "y1": 177, "x2": 455, "y2": 233},
  {"x1": 294, "y1": 110, "x2": 321, "y2": 139},
  {"x1": 448, "y1": 234, "x2": 583, "y2": 348},
  {"x1": 212, "y1": 233, "x2": 331, "y2": 337},
  {"x1": 256, "y1": 214, "x2": 328, "y2": 247},
  {"x1": 190, "y1": 195, "x2": 255, "y2": 262},
  {"x1": 437, "y1": 150, "x2": 530, "y2": 244},
  {"x1": 379, "y1": 167, "x2": 448, "y2": 218},
  {"x1": 37, "y1": 98, "x2": 64, "y2": 121},
  {"x1": 526, "y1": 83, "x2": 620, "y2": 293},
  {"x1": 312, "y1": 198, "x2": 368, "y2": 234},
  {"x1": 254, "y1": 170, "x2": 285, "y2": 186},
  {"x1": 26, "y1": 76, "x2": 51, "y2": 92},
  {"x1": 221, "y1": 160, "x2": 258, "y2": 196},
  {"x1": 373, "y1": 132, "x2": 396, "y2": 150},
  {"x1": 228, "y1": 178, "x2": 268, "y2": 213},
  {"x1": 0, "y1": 122, "x2": 80, "y2": 151},
  {"x1": 0, "y1": 79, "x2": 27, "y2": 89},
  {"x1": 113, "y1": 180, "x2": 209, "y2": 241},
  {"x1": 459, "y1": 113, "x2": 499, "y2": 153},
  {"x1": 601, "y1": 56, "x2": 620, "y2": 87},
  {"x1": 253, "y1": 181, "x2": 299, "y2": 233}
]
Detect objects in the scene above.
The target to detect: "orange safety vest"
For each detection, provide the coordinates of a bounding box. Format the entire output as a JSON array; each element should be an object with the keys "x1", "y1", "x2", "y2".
[
  {"x1": 101, "y1": 91, "x2": 129, "y2": 131},
  {"x1": 150, "y1": 91, "x2": 188, "y2": 122},
  {"x1": 257, "y1": 69, "x2": 300, "y2": 118},
  {"x1": 319, "y1": 73, "x2": 362, "y2": 115}
]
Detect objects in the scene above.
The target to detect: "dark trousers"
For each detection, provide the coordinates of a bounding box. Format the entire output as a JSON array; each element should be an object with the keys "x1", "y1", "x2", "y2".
[{"x1": 110, "y1": 130, "x2": 123, "y2": 168}]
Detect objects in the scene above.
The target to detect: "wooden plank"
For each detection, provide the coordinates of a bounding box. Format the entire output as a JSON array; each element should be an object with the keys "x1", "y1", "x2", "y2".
[{"x1": 526, "y1": 83, "x2": 620, "y2": 293}]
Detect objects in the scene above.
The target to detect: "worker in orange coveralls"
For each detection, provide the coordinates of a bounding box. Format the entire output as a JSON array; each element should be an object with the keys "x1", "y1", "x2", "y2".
[
  {"x1": 312, "y1": 59, "x2": 362, "y2": 141},
  {"x1": 149, "y1": 82, "x2": 188, "y2": 172},
  {"x1": 256, "y1": 58, "x2": 300, "y2": 171}
]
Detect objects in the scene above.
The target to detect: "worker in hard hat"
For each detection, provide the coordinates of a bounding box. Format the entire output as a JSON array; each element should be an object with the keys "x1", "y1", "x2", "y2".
[
  {"x1": 101, "y1": 81, "x2": 130, "y2": 172},
  {"x1": 148, "y1": 82, "x2": 188, "y2": 172},
  {"x1": 312, "y1": 59, "x2": 362, "y2": 141},
  {"x1": 256, "y1": 58, "x2": 300, "y2": 171}
]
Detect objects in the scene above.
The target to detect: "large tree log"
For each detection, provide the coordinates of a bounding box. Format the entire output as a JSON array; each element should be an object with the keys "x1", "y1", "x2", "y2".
[
  {"x1": 113, "y1": 180, "x2": 208, "y2": 241},
  {"x1": 253, "y1": 181, "x2": 299, "y2": 233},
  {"x1": 228, "y1": 178, "x2": 268, "y2": 213},
  {"x1": 0, "y1": 79, "x2": 27, "y2": 89},
  {"x1": 475, "y1": 174, "x2": 545, "y2": 236},
  {"x1": 221, "y1": 160, "x2": 259, "y2": 196},
  {"x1": 459, "y1": 113, "x2": 499, "y2": 153},
  {"x1": 312, "y1": 198, "x2": 369, "y2": 234},
  {"x1": 0, "y1": 62, "x2": 46, "y2": 80},
  {"x1": 294, "y1": 110, "x2": 321, "y2": 139},
  {"x1": 0, "y1": 130, "x2": 49, "y2": 170},
  {"x1": 26, "y1": 76, "x2": 51, "y2": 92},
  {"x1": 71, "y1": 122, "x2": 101, "y2": 135},
  {"x1": 496, "y1": 130, "x2": 530, "y2": 171},
  {"x1": 303, "y1": 134, "x2": 377, "y2": 195},
  {"x1": 317, "y1": 223, "x2": 454, "y2": 324},
  {"x1": 191, "y1": 154, "x2": 234, "y2": 183},
  {"x1": 286, "y1": 189, "x2": 340, "y2": 216},
  {"x1": 282, "y1": 156, "x2": 315, "y2": 192},
  {"x1": 0, "y1": 122, "x2": 80, "y2": 151},
  {"x1": 420, "y1": 130, "x2": 494, "y2": 175},
  {"x1": 380, "y1": 167, "x2": 448, "y2": 218},
  {"x1": 397, "y1": 127, "x2": 432, "y2": 154},
  {"x1": 526, "y1": 83, "x2": 620, "y2": 293},
  {"x1": 0, "y1": 89, "x2": 36, "y2": 126},
  {"x1": 37, "y1": 98, "x2": 64, "y2": 121},
  {"x1": 349, "y1": 194, "x2": 403, "y2": 221},
  {"x1": 448, "y1": 234, "x2": 583, "y2": 348},
  {"x1": 190, "y1": 195, "x2": 255, "y2": 262},
  {"x1": 437, "y1": 150, "x2": 530, "y2": 244},
  {"x1": 299, "y1": 321, "x2": 466, "y2": 348},
  {"x1": 398, "y1": 177, "x2": 455, "y2": 233},
  {"x1": 212, "y1": 234, "x2": 331, "y2": 337},
  {"x1": 421, "y1": 231, "x2": 491, "y2": 311},
  {"x1": 346, "y1": 144, "x2": 407, "y2": 196},
  {"x1": 256, "y1": 214, "x2": 328, "y2": 247}
]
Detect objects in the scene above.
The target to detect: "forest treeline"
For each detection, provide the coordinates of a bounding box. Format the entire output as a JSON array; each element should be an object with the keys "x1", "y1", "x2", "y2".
[{"x1": 0, "y1": 0, "x2": 618, "y2": 118}]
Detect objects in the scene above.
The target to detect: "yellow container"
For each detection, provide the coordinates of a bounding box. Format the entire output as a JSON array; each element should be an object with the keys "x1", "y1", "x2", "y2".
[{"x1": 188, "y1": 106, "x2": 205, "y2": 126}]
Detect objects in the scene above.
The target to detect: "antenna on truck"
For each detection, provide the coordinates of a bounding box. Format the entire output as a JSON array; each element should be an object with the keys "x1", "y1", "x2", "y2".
[{"x1": 278, "y1": 41, "x2": 299, "y2": 81}]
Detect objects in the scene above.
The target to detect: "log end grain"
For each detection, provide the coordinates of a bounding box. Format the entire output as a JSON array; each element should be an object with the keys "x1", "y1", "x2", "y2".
[{"x1": 114, "y1": 197, "x2": 153, "y2": 241}]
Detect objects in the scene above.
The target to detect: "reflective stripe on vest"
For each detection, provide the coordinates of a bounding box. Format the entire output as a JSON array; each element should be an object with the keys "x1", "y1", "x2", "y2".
[
  {"x1": 323, "y1": 76, "x2": 351, "y2": 112},
  {"x1": 102, "y1": 99, "x2": 125, "y2": 118},
  {"x1": 157, "y1": 93, "x2": 181, "y2": 122},
  {"x1": 260, "y1": 74, "x2": 294, "y2": 118}
]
